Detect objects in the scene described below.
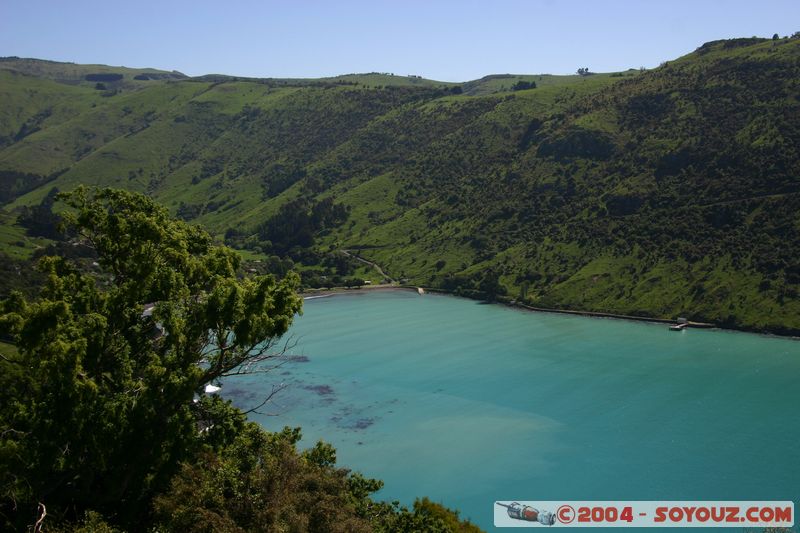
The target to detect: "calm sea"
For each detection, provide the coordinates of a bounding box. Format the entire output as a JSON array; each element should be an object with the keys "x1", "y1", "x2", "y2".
[{"x1": 224, "y1": 290, "x2": 800, "y2": 531}]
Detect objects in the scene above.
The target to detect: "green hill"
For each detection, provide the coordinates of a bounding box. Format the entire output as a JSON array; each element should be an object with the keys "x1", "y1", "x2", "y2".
[
  {"x1": 0, "y1": 56, "x2": 186, "y2": 84},
  {"x1": 2, "y1": 37, "x2": 799, "y2": 334}
]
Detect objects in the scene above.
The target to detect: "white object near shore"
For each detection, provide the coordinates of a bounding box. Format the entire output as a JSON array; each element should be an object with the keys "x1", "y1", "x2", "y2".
[
  {"x1": 417, "y1": 287, "x2": 425, "y2": 295},
  {"x1": 204, "y1": 384, "x2": 221, "y2": 394}
]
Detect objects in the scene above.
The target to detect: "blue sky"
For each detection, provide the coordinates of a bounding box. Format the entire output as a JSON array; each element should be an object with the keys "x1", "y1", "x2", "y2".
[{"x1": 1, "y1": 0, "x2": 798, "y2": 81}]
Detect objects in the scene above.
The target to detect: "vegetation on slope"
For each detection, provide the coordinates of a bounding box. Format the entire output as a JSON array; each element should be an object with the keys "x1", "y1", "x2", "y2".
[
  {"x1": 1, "y1": 36, "x2": 799, "y2": 333},
  {"x1": 0, "y1": 188, "x2": 482, "y2": 532},
  {"x1": 0, "y1": 56, "x2": 186, "y2": 85}
]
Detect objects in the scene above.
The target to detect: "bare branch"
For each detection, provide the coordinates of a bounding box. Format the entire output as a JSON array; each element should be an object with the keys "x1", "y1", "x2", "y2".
[
  {"x1": 242, "y1": 383, "x2": 287, "y2": 415},
  {"x1": 220, "y1": 336, "x2": 300, "y2": 377},
  {"x1": 0, "y1": 352, "x2": 22, "y2": 365},
  {"x1": 202, "y1": 334, "x2": 301, "y2": 383},
  {"x1": 33, "y1": 502, "x2": 46, "y2": 533},
  {"x1": 0, "y1": 428, "x2": 28, "y2": 438}
]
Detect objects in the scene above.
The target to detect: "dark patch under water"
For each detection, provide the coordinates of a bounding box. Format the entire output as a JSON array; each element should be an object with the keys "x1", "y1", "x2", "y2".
[
  {"x1": 303, "y1": 384, "x2": 334, "y2": 395},
  {"x1": 351, "y1": 418, "x2": 375, "y2": 429},
  {"x1": 223, "y1": 386, "x2": 258, "y2": 401},
  {"x1": 330, "y1": 416, "x2": 375, "y2": 430}
]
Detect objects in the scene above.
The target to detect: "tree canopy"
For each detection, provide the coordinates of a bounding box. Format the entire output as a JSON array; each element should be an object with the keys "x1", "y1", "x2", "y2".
[{"x1": 0, "y1": 187, "x2": 302, "y2": 528}]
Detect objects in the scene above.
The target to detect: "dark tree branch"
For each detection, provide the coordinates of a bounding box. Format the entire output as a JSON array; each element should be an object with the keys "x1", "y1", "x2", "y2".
[
  {"x1": 241, "y1": 383, "x2": 288, "y2": 416},
  {"x1": 32, "y1": 502, "x2": 46, "y2": 533}
]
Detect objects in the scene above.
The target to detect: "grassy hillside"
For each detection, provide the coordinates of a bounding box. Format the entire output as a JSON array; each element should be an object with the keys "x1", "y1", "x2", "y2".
[
  {"x1": 460, "y1": 71, "x2": 635, "y2": 96},
  {"x1": 324, "y1": 72, "x2": 454, "y2": 88},
  {"x1": 2, "y1": 37, "x2": 799, "y2": 334},
  {"x1": 0, "y1": 56, "x2": 186, "y2": 85}
]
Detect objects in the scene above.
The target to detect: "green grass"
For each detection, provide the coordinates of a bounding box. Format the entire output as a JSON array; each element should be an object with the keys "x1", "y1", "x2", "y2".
[
  {"x1": 461, "y1": 71, "x2": 634, "y2": 96},
  {"x1": 0, "y1": 70, "x2": 104, "y2": 146},
  {"x1": 234, "y1": 247, "x2": 271, "y2": 262},
  {"x1": 322, "y1": 72, "x2": 453, "y2": 88},
  {"x1": 0, "y1": 56, "x2": 186, "y2": 89},
  {"x1": 2, "y1": 38, "x2": 800, "y2": 333},
  {"x1": 0, "y1": 211, "x2": 51, "y2": 259}
]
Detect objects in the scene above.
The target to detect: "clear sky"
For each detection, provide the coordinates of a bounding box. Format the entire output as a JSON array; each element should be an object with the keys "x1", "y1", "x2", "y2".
[{"x1": 1, "y1": 0, "x2": 798, "y2": 81}]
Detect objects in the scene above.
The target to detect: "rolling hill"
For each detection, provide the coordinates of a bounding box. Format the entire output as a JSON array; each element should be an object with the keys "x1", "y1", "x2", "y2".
[{"x1": 1, "y1": 35, "x2": 799, "y2": 334}]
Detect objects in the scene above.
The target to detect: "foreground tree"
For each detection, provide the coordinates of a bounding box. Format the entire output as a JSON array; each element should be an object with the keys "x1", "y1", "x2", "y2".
[{"x1": 0, "y1": 187, "x2": 302, "y2": 529}]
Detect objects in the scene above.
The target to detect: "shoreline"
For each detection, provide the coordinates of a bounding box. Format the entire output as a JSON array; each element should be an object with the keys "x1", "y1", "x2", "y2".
[
  {"x1": 299, "y1": 284, "x2": 800, "y2": 340},
  {"x1": 299, "y1": 284, "x2": 410, "y2": 299}
]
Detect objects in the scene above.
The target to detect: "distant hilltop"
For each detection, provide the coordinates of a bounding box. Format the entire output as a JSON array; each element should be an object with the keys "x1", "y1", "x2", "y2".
[
  {"x1": 0, "y1": 55, "x2": 631, "y2": 95},
  {"x1": 0, "y1": 56, "x2": 186, "y2": 84}
]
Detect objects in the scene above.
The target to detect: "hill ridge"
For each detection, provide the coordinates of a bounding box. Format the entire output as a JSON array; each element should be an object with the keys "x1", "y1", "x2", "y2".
[{"x1": 2, "y1": 35, "x2": 799, "y2": 334}]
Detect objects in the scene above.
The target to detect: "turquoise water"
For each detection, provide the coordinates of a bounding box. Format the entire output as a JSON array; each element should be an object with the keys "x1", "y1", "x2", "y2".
[{"x1": 223, "y1": 290, "x2": 800, "y2": 531}]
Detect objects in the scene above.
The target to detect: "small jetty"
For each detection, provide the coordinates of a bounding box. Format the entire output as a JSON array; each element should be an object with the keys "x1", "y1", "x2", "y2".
[
  {"x1": 669, "y1": 317, "x2": 689, "y2": 331},
  {"x1": 303, "y1": 294, "x2": 333, "y2": 300}
]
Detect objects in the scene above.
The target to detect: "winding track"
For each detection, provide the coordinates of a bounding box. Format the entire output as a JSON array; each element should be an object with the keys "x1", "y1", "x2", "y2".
[{"x1": 341, "y1": 250, "x2": 395, "y2": 284}]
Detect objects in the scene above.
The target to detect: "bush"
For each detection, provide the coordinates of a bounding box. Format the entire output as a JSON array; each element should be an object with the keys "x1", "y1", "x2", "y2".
[{"x1": 84, "y1": 73, "x2": 123, "y2": 82}]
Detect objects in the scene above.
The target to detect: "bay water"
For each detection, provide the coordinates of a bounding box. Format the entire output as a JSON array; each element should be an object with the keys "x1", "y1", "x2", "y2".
[{"x1": 224, "y1": 290, "x2": 800, "y2": 531}]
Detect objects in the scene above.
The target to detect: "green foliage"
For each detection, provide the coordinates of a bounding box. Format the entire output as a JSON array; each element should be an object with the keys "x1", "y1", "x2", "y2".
[
  {"x1": 2, "y1": 38, "x2": 799, "y2": 333},
  {"x1": 511, "y1": 80, "x2": 536, "y2": 90},
  {"x1": 0, "y1": 57, "x2": 186, "y2": 88},
  {"x1": 0, "y1": 187, "x2": 302, "y2": 529},
  {"x1": 406, "y1": 498, "x2": 484, "y2": 533},
  {"x1": 0, "y1": 251, "x2": 44, "y2": 299},
  {"x1": 85, "y1": 73, "x2": 123, "y2": 83},
  {"x1": 16, "y1": 186, "x2": 62, "y2": 239},
  {"x1": 152, "y1": 422, "x2": 483, "y2": 533},
  {"x1": 256, "y1": 197, "x2": 349, "y2": 254},
  {"x1": 0, "y1": 169, "x2": 59, "y2": 203},
  {"x1": 153, "y1": 423, "x2": 376, "y2": 533},
  {"x1": 48, "y1": 511, "x2": 123, "y2": 533}
]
